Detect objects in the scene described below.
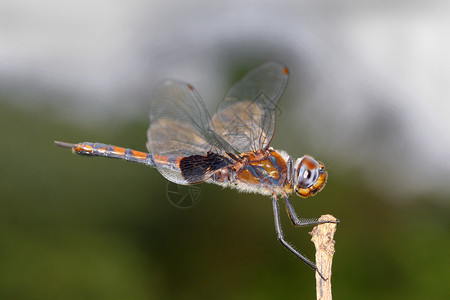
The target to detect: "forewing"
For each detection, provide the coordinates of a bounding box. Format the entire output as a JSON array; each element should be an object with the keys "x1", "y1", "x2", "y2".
[
  {"x1": 212, "y1": 61, "x2": 289, "y2": 152},
  {"x1": 147, "y1": 80, "x2": 234, "y2": 185}
]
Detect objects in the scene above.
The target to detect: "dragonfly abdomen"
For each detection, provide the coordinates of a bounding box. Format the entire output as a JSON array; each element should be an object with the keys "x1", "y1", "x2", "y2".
[{"x1": 54, "y1": 141, "x2": 155, "y2": 167}]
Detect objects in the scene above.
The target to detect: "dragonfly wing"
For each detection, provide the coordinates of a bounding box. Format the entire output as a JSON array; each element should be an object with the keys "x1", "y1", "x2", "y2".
[
  {"x1": 147, "y1": 80, "x2": 235, "y2": 185},
  {"x1": 212, "y1": 61, "x2": 289, "y2": 152}
]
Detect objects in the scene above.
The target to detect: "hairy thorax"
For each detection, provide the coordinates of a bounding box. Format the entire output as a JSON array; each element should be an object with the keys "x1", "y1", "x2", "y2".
[{"x1": 209, "y1": 149, "x2": 294, "y2": 196}]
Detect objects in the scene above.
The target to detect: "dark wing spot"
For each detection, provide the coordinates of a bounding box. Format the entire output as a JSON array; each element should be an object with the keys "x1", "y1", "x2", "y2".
[{"x1": 180, "y1": 152, "x2": 232, "y2": 183}]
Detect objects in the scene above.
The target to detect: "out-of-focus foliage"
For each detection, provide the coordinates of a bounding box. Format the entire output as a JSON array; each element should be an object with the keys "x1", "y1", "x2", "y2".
[{"x1": 0, "y1": 101, "x2": 448, "y2": 300}]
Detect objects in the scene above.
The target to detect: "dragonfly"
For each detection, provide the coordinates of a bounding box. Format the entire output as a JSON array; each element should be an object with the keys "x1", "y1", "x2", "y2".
[{"x1": 55, "y1": 61, "x2": 337, "y2": 279}]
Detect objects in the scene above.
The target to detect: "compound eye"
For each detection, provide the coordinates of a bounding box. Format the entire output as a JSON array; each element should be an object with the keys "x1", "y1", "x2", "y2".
[
  {"x1": 298, "y1": 168, "x2": 318, "y2": 188},
  {"x1": 296, "y1": 157, "x2": 320, "y2": 188}
]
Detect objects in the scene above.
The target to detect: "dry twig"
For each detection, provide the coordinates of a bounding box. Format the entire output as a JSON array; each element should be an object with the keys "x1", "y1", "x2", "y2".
[{"x1": 310, "y1": 214, "x2": 338, "y2": 300}]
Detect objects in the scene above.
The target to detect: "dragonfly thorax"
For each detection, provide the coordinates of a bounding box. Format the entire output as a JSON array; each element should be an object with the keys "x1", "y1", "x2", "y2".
[{"x1": 208, "y1": 149, "x2": 291, "y2": 196}]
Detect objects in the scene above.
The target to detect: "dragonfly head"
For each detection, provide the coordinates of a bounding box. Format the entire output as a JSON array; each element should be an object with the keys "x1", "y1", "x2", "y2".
[{"x1": 294, "y1": 155, "x2": 327, "y2": 198}]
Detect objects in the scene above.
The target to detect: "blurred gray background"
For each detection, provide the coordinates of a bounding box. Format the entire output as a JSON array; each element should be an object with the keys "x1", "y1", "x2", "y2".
[{"x1": 1, "y1": 0, "x2": 449, "y2": 299}]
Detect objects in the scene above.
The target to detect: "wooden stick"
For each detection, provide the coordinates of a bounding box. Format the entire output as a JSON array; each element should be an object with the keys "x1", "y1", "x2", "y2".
[{"x1": 310, "y1": 214, "x2": 338, "y2": 300}]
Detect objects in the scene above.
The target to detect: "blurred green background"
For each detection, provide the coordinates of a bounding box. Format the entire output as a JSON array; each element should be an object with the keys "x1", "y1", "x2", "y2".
[{"x1": 1, "y1": 1, "x2": 449, "y2": 299}]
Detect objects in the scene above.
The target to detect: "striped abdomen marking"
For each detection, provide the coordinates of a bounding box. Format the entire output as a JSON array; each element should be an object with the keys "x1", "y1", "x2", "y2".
[
  {"x1": 54, "y1": 141, "x2": 155, "y2": 167},
  {"x1": 55, "y1": 141, "x2": 233, "y2": 182}
]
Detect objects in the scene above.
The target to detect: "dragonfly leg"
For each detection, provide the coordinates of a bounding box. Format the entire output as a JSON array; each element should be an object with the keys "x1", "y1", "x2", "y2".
[
  {"x1": 272, "y1": 197, "x2": 323, "y2": 276},
  {"x1": 284, "y1": 196, "x2": 339, "y2": 227}
]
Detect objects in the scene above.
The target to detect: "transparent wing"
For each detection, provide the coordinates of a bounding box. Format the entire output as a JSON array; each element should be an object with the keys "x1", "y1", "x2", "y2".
[
  {"x1": 147, "y1": 80, "x2": 235, "y2": 185},
  {"x1": 212, "y1": 61, "x2": 289, "y2": 153}
]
